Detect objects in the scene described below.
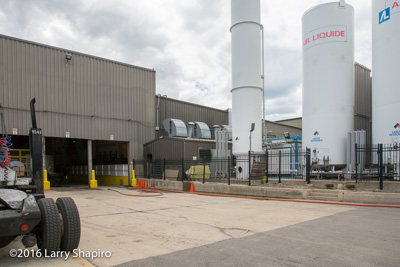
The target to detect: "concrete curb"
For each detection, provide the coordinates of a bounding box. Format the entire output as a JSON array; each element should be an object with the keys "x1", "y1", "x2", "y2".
[{"x1": 146, "y1": 179, "x2": 400, "y2": 205}]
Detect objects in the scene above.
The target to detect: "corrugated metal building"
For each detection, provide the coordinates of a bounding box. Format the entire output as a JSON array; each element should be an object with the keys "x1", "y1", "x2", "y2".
[
  {"x1": 354, "y1": 63, "x2": 372, "y2": 146},
  {"x1": 0, "y1": 34, "x2": 156, "y2": 156},
  {"x1": 0, "y1": 34, "x2": 157, "y2": 184}
]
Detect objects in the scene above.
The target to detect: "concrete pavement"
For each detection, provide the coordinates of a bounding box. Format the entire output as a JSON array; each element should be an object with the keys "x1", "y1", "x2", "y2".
[{"x1": 0, "y1": 186, "x2": 399, "y2": 266}]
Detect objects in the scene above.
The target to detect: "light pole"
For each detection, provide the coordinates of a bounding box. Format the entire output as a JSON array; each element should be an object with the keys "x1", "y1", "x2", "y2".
[{"x1": 249, "y1": 123, "x2": 255, "y2": 153}]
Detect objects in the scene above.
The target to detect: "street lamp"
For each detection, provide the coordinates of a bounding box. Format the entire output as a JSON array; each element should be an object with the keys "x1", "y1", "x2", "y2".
[{"x1": 249, "y1": 123, "x2": 255, "y2": 153}]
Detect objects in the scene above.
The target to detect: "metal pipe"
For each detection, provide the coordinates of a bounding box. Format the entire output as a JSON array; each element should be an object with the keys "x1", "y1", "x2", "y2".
[
  {"x1": 156, "y1": 94, "x2": 161, "y2": 129},
  {"x1": 30, "y1": 98, "x2": 37, "y2": 129},
  {"x1": 261, "y1": 26, "x2": 266, "y2": 146},
  {"x1": 163, "y1": 95, "x2": 168, "y2": 121}
]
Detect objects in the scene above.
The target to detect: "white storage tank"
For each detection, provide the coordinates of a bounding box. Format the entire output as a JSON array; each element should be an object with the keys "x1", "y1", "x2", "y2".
[
  {"x1": 302, "y1": 1, "x2": 354, "y2": 166},
  {"x1": 372, "y1": 0, "x2": 400, "y2": 145},
  {"x1": 231, "y1": 0, "x2": 263, "y2": 157}
]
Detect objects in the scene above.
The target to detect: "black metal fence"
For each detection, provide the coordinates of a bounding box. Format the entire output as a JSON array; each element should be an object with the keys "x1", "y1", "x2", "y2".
[
  {"x1": 265, "y1": 148, "x2": 311, "y2": 184},
  {"x1": 134, "y1": 148, "x2": 311, "y2": 186},
  {"x1": 355, "y1": 144, "x2": 400, "y2": 188}
]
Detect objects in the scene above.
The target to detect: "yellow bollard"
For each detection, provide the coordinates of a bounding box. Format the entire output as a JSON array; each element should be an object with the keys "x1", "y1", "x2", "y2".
[
  {"x1": 43, "y1": 169, "x2": 50, "y2": 190},
  {"x1": 131, "y1": 170, "x2": 137, "y2": 187},
  {"x1": 90, "y1": 169, "x2": 98, "y2": 188}
]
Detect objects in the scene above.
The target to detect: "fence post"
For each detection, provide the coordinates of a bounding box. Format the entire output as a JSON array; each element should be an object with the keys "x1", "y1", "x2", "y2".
[
  {"x1": 203, "y1": 161, "x2": 206, "y2": 184},
  {"x1": 228, "y1": 156, "x2": 231, "y2": 185},
  {"x1": 355, "y1": 143, "x2": 358, "y2": 183},
  {"x1": 278, "y1": 150, "x2": 282, "y2": 183},
  {"x1": 163, "y1": 158, "x2": 166, "y2": 180},
  {"x1": 306, "y1": 148, "x2": 311, "y2": 184},
  {"x1": 181, "y1": 158, "x2": 185, "y2": 181},
  {"x1": 265, "y1": 150, "x2": 269, "y2": 184},
  {"x1": 379, "y1": 144, "x2": 383, "y2": 190},
  {"x1": 248, "y1": 150, "x2": 251, "y2": 186}
]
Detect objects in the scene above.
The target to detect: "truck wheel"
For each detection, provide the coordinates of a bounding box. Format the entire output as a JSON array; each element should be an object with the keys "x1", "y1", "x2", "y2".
[
  {"x1": 0, "y1": 236, "x2": 16, "y2": 248},
  {"x1": 56, "y1": 197, "x2": 81, "y2": 251},
  {"x1": 37, "y1": 198, "x2": 62, "y2": 252}
]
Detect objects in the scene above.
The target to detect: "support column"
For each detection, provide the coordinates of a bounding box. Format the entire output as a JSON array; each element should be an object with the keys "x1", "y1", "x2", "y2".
[
  {"x1": 42, "y1": 136, "x2": 46, "y2": 173},
  {"x1": 128, "y1": 142, "x2": 133, "y2": 185},
  {"x1": 88, "y1": 140, "x2": 92, "y2": 186}
]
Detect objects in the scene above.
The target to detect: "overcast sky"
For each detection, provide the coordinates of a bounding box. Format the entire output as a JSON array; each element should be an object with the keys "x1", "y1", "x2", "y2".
[{"x1": 0, "y1": 0, "x2": 372, "y2": 121}]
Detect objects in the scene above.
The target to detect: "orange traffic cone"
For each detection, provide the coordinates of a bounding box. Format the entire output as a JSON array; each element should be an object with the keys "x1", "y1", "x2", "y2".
[
  {"x1": 139, "y1": 180, "x2": 142, "y2": 187},
  {"x1": 190, "y1": 182, "x2": 194, "y2": 193},
  {"x1": 145, "y1": 180, "x2": 148, "y2": 188}
]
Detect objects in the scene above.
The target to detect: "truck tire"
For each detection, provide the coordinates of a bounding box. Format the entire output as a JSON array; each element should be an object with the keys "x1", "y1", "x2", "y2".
[
  {"x1": 0, "y1": 236, "x2": 15, "y2": 248},
  {"x1": 56, "y1": 197, "x2": 81, "y2": 251},
  {"x1": 37, "y1": 198, "x2": 62, "y2": 252}
]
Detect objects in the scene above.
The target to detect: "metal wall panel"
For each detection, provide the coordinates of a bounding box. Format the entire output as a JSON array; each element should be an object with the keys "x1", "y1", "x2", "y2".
[
  {"x1": 144, "y1": 138, "x2": 184, "y2": 160},
  {"x1": 0, "y1": 35, "x2": 156, "y2": 159},
  {"x1": 354, "y1": 63, "x2": 372, "y2": 118},
  {"x1": 273, "y1": 117, "x2": 302, "y2": 128},
  {"x1": 143, "y1": 137, "x2": 232, "y2": 160},
  {"x1": 354, "y1": 63, "x2": 372, "y2": 145},
  {"x1": 265, "y1": 121, "x2": 302, "y2": 138}
]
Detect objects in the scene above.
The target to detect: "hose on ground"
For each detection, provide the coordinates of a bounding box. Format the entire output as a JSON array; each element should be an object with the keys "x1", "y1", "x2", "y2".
[{"x1": 108, "y1": 188, "x2": 163, "y2": 197}]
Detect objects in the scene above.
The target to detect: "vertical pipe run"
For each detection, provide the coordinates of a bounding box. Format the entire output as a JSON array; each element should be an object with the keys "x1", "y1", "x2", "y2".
[
  {"x1": 261, "y1": 27, "x2": 266, "y2": 144},
  {"x1": 355, "y1": 143, "x2": 358, "y2": 183},
  {"x1": 228, "y1": 156, "x2": 231, "y2": 185}
]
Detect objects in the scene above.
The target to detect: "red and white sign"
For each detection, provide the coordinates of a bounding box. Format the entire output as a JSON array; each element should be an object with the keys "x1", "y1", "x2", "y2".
[{"x1": 303, "y1": 25, "x2": 347, "y2": 49}]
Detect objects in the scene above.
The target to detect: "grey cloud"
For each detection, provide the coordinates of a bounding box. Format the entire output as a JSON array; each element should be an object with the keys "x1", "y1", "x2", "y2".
[{"x1": 0, "y1": 0, "x2": 372, "y2": 122}]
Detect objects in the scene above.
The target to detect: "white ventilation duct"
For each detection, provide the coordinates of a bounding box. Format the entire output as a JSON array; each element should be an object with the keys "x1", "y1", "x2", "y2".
[
  {"x1": 192, "y1": 122, "x2": 211, "y2": 139},
  {"x1": 162, "y1": 118, "x2": 187, "y2": 137}
]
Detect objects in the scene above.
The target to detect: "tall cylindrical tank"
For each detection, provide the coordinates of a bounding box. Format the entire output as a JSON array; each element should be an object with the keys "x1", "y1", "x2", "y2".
[
  {"x1": 231, "y1": 0, "x2": 263, "y2": 157},
  {"x1": 372, "y1": 0, "x2": 400, "y2": 145},
  {"x1": 302, "y1": 1, "x2": 354, "y2": 166}
]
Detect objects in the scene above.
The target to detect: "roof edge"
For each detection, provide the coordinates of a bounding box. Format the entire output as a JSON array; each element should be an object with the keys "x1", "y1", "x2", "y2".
[{"x1": 0, "y1": 33, "x2": 156, "y2": 73}]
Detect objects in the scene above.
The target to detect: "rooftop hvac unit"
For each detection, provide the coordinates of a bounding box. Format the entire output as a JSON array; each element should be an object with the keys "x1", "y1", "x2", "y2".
[{"x1": 162, "y1": 118, "x2": 187, "y2": 137}]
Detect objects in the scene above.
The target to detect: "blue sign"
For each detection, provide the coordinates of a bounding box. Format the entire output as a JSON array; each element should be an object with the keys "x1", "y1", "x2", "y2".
[{"x1": 379, "y1": 7, "x2": 391, "y2": 24}]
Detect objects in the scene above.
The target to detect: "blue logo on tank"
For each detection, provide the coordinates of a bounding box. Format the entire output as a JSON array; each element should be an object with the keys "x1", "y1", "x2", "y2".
[{"x1": 379, "y1": 7, "x2": 390, "y2": 24}]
